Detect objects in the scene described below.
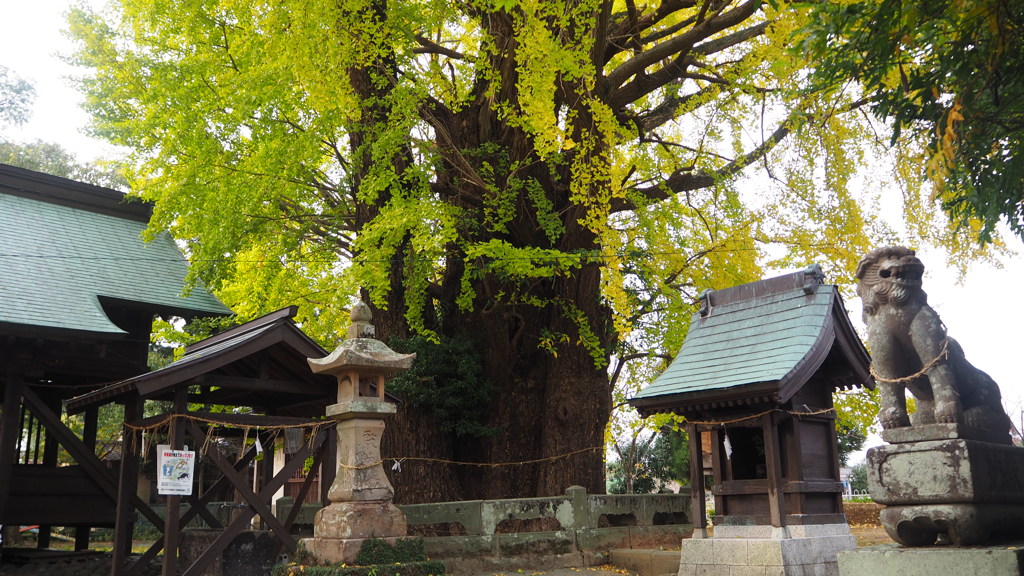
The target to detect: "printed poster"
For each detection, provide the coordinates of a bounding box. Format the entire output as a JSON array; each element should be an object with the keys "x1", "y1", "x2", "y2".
[{"x1": 157, "y1": 444, "x2": 195, "y2": 496}]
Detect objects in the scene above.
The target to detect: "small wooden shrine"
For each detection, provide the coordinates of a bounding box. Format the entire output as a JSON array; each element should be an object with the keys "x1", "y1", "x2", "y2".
[
  {"x1": 631, "y1": 266, "x2": 873, "y2": 575},
  {"x1": 66, "y1": 306, "x2": 350, "y2": 576}
]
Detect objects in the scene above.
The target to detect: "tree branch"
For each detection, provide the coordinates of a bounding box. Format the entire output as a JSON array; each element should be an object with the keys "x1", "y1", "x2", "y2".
[
  {"x1": 604, "y1": 0, "x2": 699, "y2": 62},
  {"x1": 612, "y1": 170, "x2": 715, "y2": 212},
  {"x1": 605, "y1": 0, "x2": 760, "y2": 92},
  {"x1": 414, "y1": 35, "x2": 466, "y2": 60}
]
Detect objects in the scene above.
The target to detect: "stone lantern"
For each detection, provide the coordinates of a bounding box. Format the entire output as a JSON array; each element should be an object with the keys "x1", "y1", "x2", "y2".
[{"x1": 300, "y1": 301, "x2": 416, "y2": 564}]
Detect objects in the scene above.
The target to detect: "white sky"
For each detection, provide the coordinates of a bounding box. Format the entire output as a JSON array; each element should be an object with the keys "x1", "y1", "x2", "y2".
[{"x1": 4, "y1": 1, "x2": 1024, "y2": 461}]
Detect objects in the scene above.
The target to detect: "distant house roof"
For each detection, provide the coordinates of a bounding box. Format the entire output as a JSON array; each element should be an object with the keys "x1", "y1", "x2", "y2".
[
  {"x1": 630, "y1": 265, "x2": 872, "y2": 416},
  {"x1": 0, "y1": 164, "x2": 229, "y2": 338},
  {"x1": 67, "y1": 307, "x2": 355, "y2": 417}
]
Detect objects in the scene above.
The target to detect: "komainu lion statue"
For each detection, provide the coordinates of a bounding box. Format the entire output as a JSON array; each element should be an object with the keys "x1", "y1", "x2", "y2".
[{"x1": 856, "y1": 246, "x2": 1011, "y2": 442}]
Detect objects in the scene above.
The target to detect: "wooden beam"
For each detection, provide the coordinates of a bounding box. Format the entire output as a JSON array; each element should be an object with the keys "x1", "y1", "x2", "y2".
[
  {"x1": 0, "y1": 371, "x2": 25, "y2": 523},
  {"x1": 321, "y1": 429, "x2": 337, "y2": 504},
  {"x1": 21, "y1": 387, "x2": 165, "y2": 531},
  {"x1": 133, "y1": 411, "x2": 326, "y2": 429},
  {"x1": 184, "y1": 423, "x2": 304, "y2": 550},
  {"x1": 193, "y1": 374, "x2": 327, "y2": 396},
  {"x1": 710, "y1": 429, "x2": 725, "y2": 518},
  {"x1": 20, "y1": 387, "x2": 114, "y2": 499}
]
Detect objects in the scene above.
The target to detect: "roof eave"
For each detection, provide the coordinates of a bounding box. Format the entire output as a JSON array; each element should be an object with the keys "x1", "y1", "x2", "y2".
[{"x1": 631, "y1": 381, "x2": 779, "y2": 418}]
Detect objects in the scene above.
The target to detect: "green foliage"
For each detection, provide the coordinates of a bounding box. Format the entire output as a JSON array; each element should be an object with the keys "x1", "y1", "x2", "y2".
[
  {"x1": 59, "y1": 402, "x2": 126, "y2": 465},
  {"x1": 275, "y1": 539, "x2": 442, "y2": 576},
  {"x1": 607, "y1": 428, "x2": 689, "y2": 495},
  {"x1": 355, "y1": 538, "x2": 426, "y2": 565},
  {"x1": 0, "y1": 65, "x2": 34, "y2": 127},
  {"x1": 833, "y1": 388, "x2": 877, "y2": 467},
  {"x1": 836, "y1": 426, "x2": 866, "y2": 468},
  {"x1": 65, "y1": 0, "x2": 899, "y2": 362},
  {"x1": 0, "y1": 139, "x2": 127, "y2": 189},
  {"x1": 849, "y1": 462, "x2": 869, "y2": 494},
  {"x1": 802, "y1": 0, "x2": 1024, "y2": 245},
  {"x1": 387, "y1": 335, "x2": 494, "y2": 437}
]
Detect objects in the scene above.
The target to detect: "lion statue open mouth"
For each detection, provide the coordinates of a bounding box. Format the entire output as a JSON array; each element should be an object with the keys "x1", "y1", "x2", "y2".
[{"x1": 856, "y1": 246, "x2": 1011, "y2": 442}]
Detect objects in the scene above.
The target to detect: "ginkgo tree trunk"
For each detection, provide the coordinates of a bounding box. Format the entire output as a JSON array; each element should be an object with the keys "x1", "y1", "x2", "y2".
[{"x1": 71, "y1": 0, "x2": 897, "y2": 501}]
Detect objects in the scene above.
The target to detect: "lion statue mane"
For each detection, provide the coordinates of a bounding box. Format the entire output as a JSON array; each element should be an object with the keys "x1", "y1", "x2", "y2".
[{"x1": 856, "y1": 246, "x2": 1011, "y2": 443}]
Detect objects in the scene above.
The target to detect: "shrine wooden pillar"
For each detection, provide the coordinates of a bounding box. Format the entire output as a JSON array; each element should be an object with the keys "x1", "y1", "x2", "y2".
[
  {"x1": 75, "y1": 405, "x2": 100, "y2": 550},
  {"x1": 112, "y1": 399, "x2": 142, "y2": 576},
  {"x1": 763, "y1": 413, "x2": 786, "y2": 528},
  {"x1": 687, "y1": 423, "x2": 706, "y2": 534},
  {"x1": 321, "y1": 429, "x2": 337, "y2": 504},
  {"x1": 37, "y1": 395, "x2": 63, "y2": 549},
  {"x1": 0, "y1": 370, "x2": 25, "y2": 526},
  {"x1": 162, "y1": 388, "x2": 188, "y2": 576}
]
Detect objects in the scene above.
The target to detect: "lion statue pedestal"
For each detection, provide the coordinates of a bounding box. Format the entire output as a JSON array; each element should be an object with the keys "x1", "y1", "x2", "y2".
[{"x1": 853, "y1": 247, "x2": 1024, "y2": 548}]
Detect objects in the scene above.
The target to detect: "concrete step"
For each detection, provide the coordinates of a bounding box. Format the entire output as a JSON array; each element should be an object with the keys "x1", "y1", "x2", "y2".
[{"x1": 610, "y1": 548, "x2": 680, "y2": 576}]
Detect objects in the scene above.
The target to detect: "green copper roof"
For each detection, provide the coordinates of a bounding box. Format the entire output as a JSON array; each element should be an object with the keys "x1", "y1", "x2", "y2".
[
  {"x1": 0, "y1": 165, "x2": 229, "y2": 335},
  {"x1": 631, "y1": 266, "x2": 871, "y2": 414}
]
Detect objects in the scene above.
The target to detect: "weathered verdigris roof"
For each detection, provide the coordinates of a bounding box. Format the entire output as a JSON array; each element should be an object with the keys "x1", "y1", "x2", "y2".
[
  {"x1": 0, "y1": 164, "x2": 229, "y2": 336},
  {"x1": 631, "y1": 265, "x2": 871, "y2": 415}
]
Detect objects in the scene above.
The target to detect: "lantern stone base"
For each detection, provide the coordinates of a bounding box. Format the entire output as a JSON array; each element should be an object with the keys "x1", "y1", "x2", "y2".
[
  {"x1": 300, "y1": 501, "x2": 408, "y2": 564},
  {"x1": 838, "y1": 544, "x2": 1024, "y2": 576},
  {"x1": 300, "y1": 536, "x2": 409, "y2": 566},
  {"x1": 678, "y1": 523, "x2": 856, "y2": 576}
]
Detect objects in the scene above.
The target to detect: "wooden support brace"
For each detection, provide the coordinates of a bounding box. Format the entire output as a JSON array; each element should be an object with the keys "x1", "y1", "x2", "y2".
[{"x1": 179, "y1": 425, "x2": 326, "y2": 576}]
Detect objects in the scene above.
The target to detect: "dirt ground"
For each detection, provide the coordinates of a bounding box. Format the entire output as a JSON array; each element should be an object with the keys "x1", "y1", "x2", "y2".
[
  {"x1": 0, "y1": 503, "x2": 894, "y2": 575},
  {"x1": 844, "y1": 501, "x2": 894, "y2": 547}
]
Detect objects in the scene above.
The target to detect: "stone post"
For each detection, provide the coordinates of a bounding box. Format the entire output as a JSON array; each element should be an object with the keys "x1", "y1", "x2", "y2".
[{"x1": 299, "y1": 301, "x2": 416, "y2": 564}]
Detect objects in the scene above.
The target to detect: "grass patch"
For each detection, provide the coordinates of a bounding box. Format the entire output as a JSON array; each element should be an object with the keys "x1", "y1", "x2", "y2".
[{"x1": 273, "y1": 538, "x2": 445, "y2": 576}]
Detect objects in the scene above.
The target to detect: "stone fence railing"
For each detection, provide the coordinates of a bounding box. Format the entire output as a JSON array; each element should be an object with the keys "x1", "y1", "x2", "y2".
[{"x1": 277, "y1": 486, "x2": 692, "y2": 573}]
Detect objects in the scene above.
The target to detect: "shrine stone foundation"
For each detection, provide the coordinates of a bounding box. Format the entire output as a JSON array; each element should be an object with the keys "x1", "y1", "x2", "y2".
[{"x1": 678, "y1": 524, "x2": 856, "y2": 576}]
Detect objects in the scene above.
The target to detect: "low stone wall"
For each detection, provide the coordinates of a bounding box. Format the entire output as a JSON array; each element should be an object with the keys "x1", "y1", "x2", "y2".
[{"x1": 276, "y1": 486, "x2": 692, "y2": 574}]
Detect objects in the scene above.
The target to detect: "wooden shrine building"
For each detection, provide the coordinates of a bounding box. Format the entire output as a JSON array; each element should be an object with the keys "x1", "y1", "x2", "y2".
[
  {"x1": 0, "y1": 164, "x2": 229, "y2": 553},
  {"x1": 66, "y1": 306, "x2": 353, "y2": 576},
  {"x1": 630, "y1": 265, "x2": 873, "y2": 533}
]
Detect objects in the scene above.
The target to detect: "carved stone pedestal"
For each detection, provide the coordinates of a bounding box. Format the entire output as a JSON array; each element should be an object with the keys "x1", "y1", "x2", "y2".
[
  {"x1": 839, "y1": 544, "x2": 1024, "y2": 576},
  {"x1": 866, "y1": 424, "x2": 1024, "y2": 546},
  {"x1": 300, "y1": 400, "x2": 410, "y2": 564},
  {"x1": 302, "y1": 501, "x2": 409, "y2": 564}
]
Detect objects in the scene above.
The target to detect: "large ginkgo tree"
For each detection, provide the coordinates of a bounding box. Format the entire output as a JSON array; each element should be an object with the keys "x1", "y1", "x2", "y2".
[{"x1": 69, "y1": 0, "x2": 961, "y2": 502}]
